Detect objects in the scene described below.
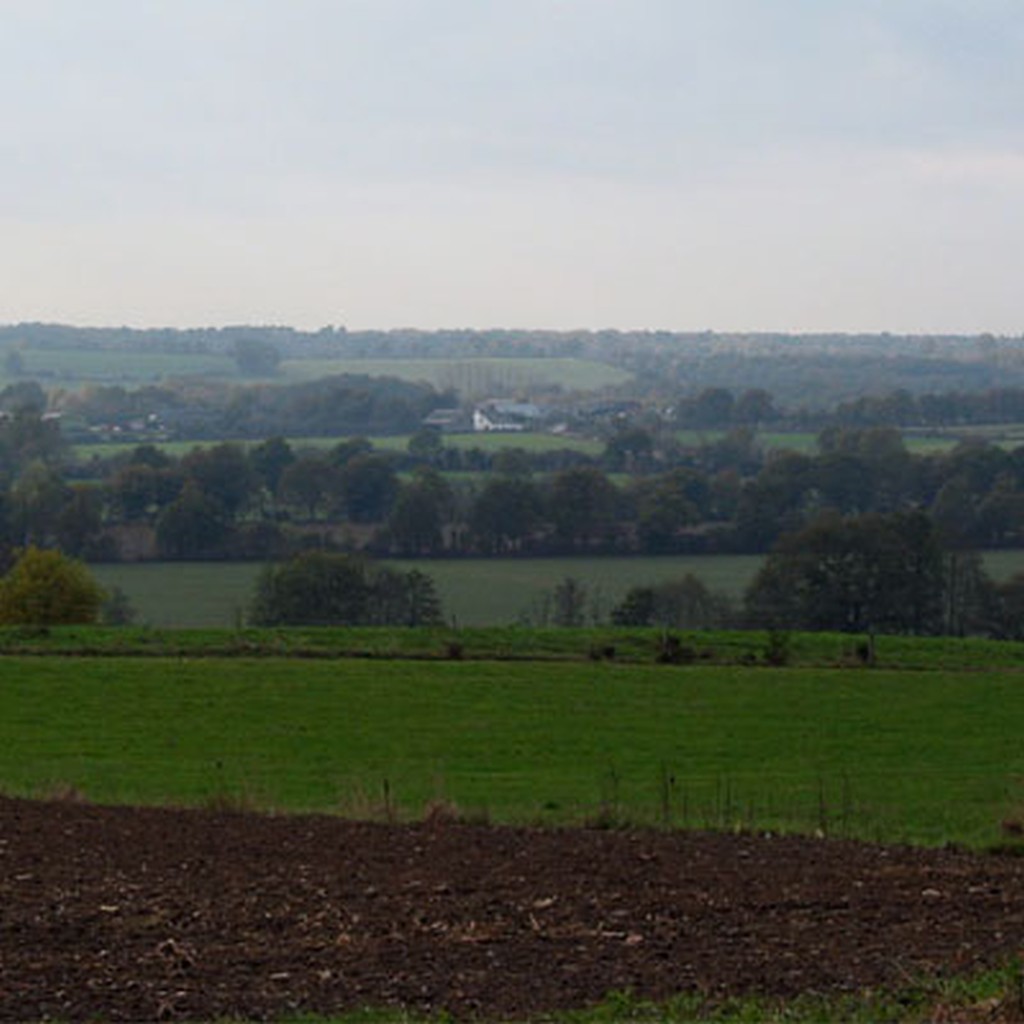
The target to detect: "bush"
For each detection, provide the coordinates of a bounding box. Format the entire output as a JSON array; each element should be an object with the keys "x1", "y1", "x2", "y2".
[
  {"x1": 0, "y1": 546, "x2": 105, "y2": 626},
  {"x1": 249, "y1": 552, "x2": 443, "y2": 627}
]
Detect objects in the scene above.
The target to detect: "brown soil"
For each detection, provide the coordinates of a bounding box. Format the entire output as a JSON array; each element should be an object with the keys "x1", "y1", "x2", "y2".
[{"x1": 3, "y1": 796, "x2": 1024, "y2": 1022}]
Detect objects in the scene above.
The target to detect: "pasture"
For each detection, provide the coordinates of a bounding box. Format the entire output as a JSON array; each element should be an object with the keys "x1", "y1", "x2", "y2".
[
  {"x1": 92, "y1": 550, "x2": 1024, "y2": 629},
  {"x1": 92, "y1": 554, "x2": 765, "y2": 628},
  {"x1": 2, "y1": 654, "x2": 1024, "y2": 848},
  {"x1": 5, "y1": 347, "x2": 234, "y2": 386},
  {"x1": 278, "y1": 355, "x2": 632, "y2": 393},
  {"x1": 2, "y1": 348, "x2": 631, "y2": 393}
]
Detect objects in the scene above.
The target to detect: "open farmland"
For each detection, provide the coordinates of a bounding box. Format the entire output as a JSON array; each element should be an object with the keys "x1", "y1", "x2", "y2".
[
  {"x1": 92, "y1": 550, "x2": 1024, "y2": 629},
  {"x1": 6, "y1": 640, "x2": 1024, "y2": 1020},
  {"x1": 3, "y1": 653, "x2": 1024, "y2": 847},
  {"x1": 278, "y1": 355, "x2": 633, "y2": 392},
  {"x1": 6, "y1": 794, "x2": 1024, "y2": 1023},
  {"x1": 92, "y1": 555, "x2": 764, "y2": 628},
  {"x1": 2, "y1": 346, "x2": 235, "y2": 386},
  {"x1": 1, "y1": 347, "x2": 632, "y2": 393}
]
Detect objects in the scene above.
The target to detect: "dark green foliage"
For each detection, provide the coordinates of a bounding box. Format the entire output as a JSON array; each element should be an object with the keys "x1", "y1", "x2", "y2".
[
  {"x1": 629, "y1": 469, "x2": 707, "y2": 552},
  {"x1": 470, "y1": 477, "x2": 544, "y2": 553},
  {"x1": 155, "y1": 482, "x2": 230, "y2": 559},
  {"x1": 180, "y1": 443, "x2": 255, "y2": 519},
  {"x1": 612, "y1": 573, "x2": 732, "y2": 629},
  {"x1": 744, "y1": 510, "x2": 952, "y2": 634},
  {"x1": 249, "y1": 552, "x2": 444, "y2": 627},
  {"x1": 548, "y1": 466, "x2": 618, "y2": 549},
  {"x1": 385, "y1": 480, "x2": 447, "y2": 555},
  {"x1": 337, "y1": 454, "x2": 399, "y2": 523},
  {"x1": 247, "y1": 436, "x2": 295, "y2": 494}
]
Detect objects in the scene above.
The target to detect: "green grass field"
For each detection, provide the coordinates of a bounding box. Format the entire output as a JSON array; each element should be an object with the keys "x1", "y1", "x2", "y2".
[
  {"x1": 278, "y1": 356, "x2": 632, "y2": 392},
  {"x1": 92, "y1": 550, "x2": 1024, "y2": 629},
  {"x1": 5, "y1": 349, "x2": 631, "y2": 393},
  {"x1": 92, "y1": 554, "x2": 765, "y2": 628},
  {"x1": 8, "y1": 347, "x2": 235, "y2": 385},
  {"x1": 71, "y1": 426, "x2": 976, "y2": 464},
  {"x1": 2, "y1": 654, "x2": 1023, "y2": 848}
]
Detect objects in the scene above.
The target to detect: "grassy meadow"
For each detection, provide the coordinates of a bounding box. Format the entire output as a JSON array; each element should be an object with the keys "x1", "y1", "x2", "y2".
[
  {"x1": 5, "y1": 348, "x2": 631, "y2": 393},
  {"x1": 91, "y1": 554, "x2": 765, "y2": 628},
  {"x1": 72, "y1": 428, "x2": 962, "y2": 463},
  {"x1": 92, "y1": 550, "x2": 1024, "y2": 629},
  {"x1": 277, "y1": 355, "x2": 632, "y2": 392},
  {"x1": 2, "y1": 652, "x2": 1024, "y2": 849}
]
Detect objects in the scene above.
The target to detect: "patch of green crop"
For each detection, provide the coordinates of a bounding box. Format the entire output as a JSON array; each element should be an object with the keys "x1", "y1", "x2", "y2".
[
  {"x1": 277, "y1": 356, "x2": 632, "y2": 393},
  {"x1": 4, "y1": 655, "x2": 1024, "y2": 848}
]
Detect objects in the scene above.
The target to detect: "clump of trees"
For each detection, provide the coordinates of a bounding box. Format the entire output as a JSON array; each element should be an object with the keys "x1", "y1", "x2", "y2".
[
  {"x1": 742, "y1": 510, "x2": 995, "y2": 636},
  {"x1": 249, "y1": 552, "x2": 443, "y2": 627},
  {"x1": 612, "y1": 574, "x2": 733, "y2": 629}
]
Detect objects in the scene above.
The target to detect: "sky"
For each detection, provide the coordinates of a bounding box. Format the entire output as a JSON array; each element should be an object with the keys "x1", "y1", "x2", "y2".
[{"x1": 1, "y1": 0, "x2": 1022, "y2": 334}]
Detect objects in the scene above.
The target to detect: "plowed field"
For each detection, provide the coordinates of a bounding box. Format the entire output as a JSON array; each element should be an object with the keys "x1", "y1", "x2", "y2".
[{"x1": 3, "y1": 796, "x2": 1024, "y2": 1021}]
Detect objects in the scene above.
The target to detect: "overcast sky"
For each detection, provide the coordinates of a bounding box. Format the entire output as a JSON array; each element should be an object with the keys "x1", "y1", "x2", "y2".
[{"x1": 1, "y1": 0, "x2": 1022, "y2": 333}]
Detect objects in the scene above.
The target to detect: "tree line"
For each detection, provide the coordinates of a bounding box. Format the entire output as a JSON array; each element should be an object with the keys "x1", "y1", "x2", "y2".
[{"x1": 4, "y1": 411, "x2": 1024, "y2": 564}]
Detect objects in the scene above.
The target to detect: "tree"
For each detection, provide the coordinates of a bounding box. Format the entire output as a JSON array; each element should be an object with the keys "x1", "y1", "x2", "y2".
[
  {"x1": 491, "y1": 447, "x2": 533, "y2": 478},
  {"x1": 369, "y1": 567, "x2": 445, "y2": 626},
  {"x1": 744, "y1": 510, "x2": 945, "y2": 635},
  {"x1": 0, "y1": 546, "x2": 105, "y2": 625},
  {"x1": 54, "y1": 484, "x2": 104, "y2": 557},
  {"x1": 155, "y1": 482, "x2": 231, "y2": 559},
  {"x1": 407, "y1": 427, "x2": 444, "y2": 463},
  {"x1": 469, "y1": 477, "x2": 543, "y2": 553},
  {"x1": 337, "y1": 454, "x2": 399, "y2": 523},
  {"x1": 249, "y1": 553, "x2": 443, "y2": 626},
  {"x1": 280, "y1": 455, "x2": 340, "y2": 520},
  {"x1": 248, "y1": 436, "x2": 295, "y2": 495},
  {"x1": 107, "y1": 463, "x2": 183, "y2": 523},
  {"x1": 0, "y1": 410, "x2": 64, "y2": 478},
  {"x1": 9, "y1": 461, "x2": 70, "y2": 546},
  {"x1": 612, "y1": 574, "x2": 731, "y2": 628},
  {"x1": 603, "y1": 426, "x2": 655, "y2": 472},
  {"x1": 180, "y1": 443, "x2": 256, "y2": 521},
  {"x1": 548, "y1": 467, "x2": 617, "y2": 549},
  {"x1": 629, "y1": 469, "x2": 707, "y2": 552},
  {"x1": 385, "y1": 474, "x2": 452, "y2": 555}
]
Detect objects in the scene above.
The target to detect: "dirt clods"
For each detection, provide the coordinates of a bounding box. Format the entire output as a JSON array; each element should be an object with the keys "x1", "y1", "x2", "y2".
[{"x1": 3, "y1": 796, "x2": 1024, "y2": 1020}]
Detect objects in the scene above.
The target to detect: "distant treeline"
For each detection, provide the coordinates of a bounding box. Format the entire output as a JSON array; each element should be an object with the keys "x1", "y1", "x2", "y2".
[
  {"x1": 1, "y1": 401, "x2": 1023, "y2": 566},
  {"x1": 670, "y1": 385, "x2": 1024, "y2": 429},
  {"x1": 4, "y1": 322, "x2": 1024, "y2": 406}
]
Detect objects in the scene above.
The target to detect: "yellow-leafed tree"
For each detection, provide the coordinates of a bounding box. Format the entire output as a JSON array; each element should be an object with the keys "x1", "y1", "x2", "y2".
[{"x1": 0, "y1": 547, "x2": 105, "y2": 625}]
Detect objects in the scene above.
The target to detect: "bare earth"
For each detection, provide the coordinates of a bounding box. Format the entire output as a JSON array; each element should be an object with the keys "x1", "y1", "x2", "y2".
[{"x1": 3, "y1": 796, "x2": 1024, "y2": 1021}]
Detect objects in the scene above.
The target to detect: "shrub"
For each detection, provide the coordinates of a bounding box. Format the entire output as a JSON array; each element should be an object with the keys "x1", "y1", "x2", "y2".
[
  {"x1": 249, "y1": 552, "x2": 443, "y2": 627},
  {"x1": 0, "y1": 546, "x2": 105, "y2": 626}
]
